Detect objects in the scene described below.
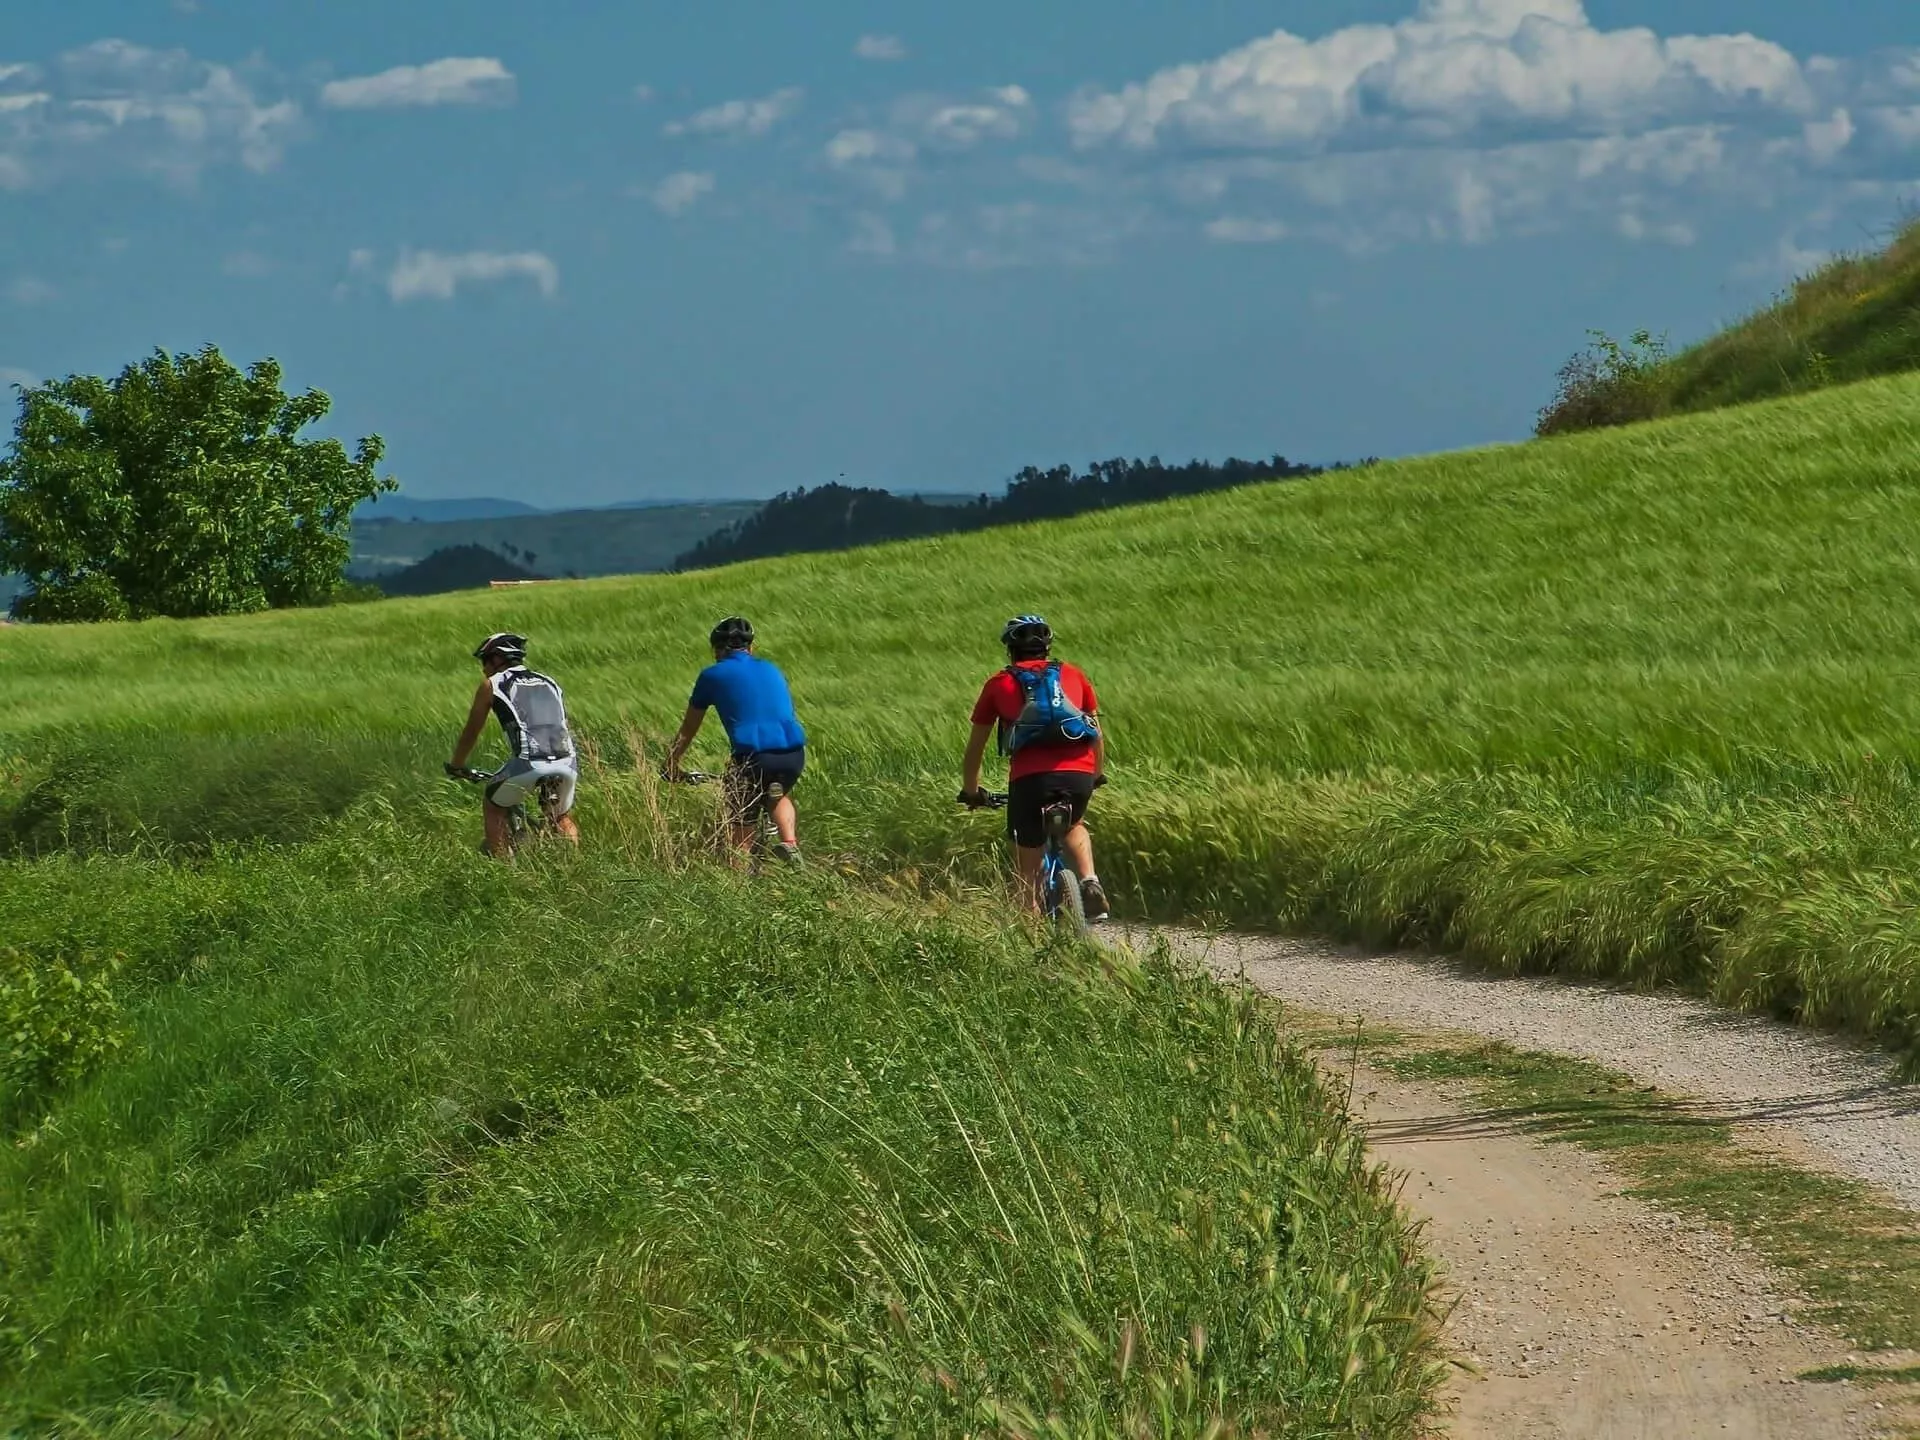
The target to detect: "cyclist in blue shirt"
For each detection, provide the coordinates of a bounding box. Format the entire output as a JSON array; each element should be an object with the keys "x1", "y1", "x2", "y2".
[{"x1": 666, "y1": 617, "x2": 806, "y2": 862}]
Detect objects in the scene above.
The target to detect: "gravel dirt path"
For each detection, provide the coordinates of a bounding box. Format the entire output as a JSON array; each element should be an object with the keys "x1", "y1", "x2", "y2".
[
  {"x1": 1122, "y1": 930, "x2": 1920, "y2": 1438},
  {"x1": 1357, "y1": 1061, "x2": 1881, "y2": 1438},
  {"x1": 1163, "y1": 931, "x2": 1920, "y2": 1211}
]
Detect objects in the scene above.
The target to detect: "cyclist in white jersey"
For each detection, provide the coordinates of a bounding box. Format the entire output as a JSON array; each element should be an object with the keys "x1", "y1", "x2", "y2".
[{"x1": 448, "y1": 632, "x2": 582, "y2": 856}]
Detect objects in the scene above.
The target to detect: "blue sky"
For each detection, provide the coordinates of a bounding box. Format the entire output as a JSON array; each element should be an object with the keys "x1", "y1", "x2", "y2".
[{"x1": 3, "y1": 1, "x2": 1917, "y2": 507}]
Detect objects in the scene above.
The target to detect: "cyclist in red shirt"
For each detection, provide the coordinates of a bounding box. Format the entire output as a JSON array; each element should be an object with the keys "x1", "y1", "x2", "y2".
[{"x1": 959, "y1": 615, "x2": 1110, "y2": 921}]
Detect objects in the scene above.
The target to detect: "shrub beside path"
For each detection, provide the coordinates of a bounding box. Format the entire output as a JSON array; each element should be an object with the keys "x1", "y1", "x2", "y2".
[{"x1": 1131, "y1": 930, "x2": 1920, "y2": 1438}]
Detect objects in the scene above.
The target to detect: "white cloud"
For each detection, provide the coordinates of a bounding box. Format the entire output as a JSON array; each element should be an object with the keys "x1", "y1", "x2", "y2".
[
  {"x1": 1205, "y1": 217, "x2": 1291, "y2": 243},
  {"x1": 0, "y1": 40, "x2": 302, "y2": 185},
  {"x1": 924, "y1": 97, "x2": 1028, "y2": 149},
  {"x1": 650, "y1": 170, "x2": 715, "y2": 215},
  {"x1": 1069, "y1": 0, "x2": 1813, "y2": 155},
  {"x1": 0, "y1": 366, "x2": 39, "y2": 389},
  {"x1": 849, "y1": 213, "x2": 898, "y2": 257},
  {"x1": 855, "y1": 35, "x2": 909, "y2": 63},
  {"x1": 633, "y1": 83, "x2": 656, "y2": 103},
  {"x1": 321, "y1": 57, "x2": 515, "y2": 110},
  {"x1": 222, "y1": 248, "x2": 274, "y2": 278},
  {"x1": 666, "y1": 87, "x2": 803, "y2": 139},
  {"x1": 384, "y1": 249, "x2": 559, "y2": 303},
  {"x1": 825, "y1": 128, "x2": 916, "y2": 167},
  {"x1": 1615, "y1": 212, "x2": 1696, "y2": 245},
  {"x1": 6, "y1": 276, "x2": 56, "y2": 305}
]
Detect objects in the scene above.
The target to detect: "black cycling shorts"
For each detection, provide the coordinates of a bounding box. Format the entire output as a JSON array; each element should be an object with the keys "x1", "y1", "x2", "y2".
[
  {"x1": 725, "y1": 748, "x2": 804, "y2": 825},
  {"x1": 1006, "y1": 771, "x2": 1097, "y2": 849}
]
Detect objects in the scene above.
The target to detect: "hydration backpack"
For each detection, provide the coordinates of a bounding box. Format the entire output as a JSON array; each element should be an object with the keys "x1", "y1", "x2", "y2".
[{"x1": 1000, "y1": 662, "x2": 1101, "y2": 755}]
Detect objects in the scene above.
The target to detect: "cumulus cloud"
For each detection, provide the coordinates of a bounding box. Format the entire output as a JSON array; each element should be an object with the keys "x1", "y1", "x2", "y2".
[
  {"x1": 1069, "y1": 0, "x2": 1814, "y2": 155},
  {"x1": 0, "y1": 39, "x2": 301, "y2": 186},
  {"x1": 1010, "y1": 2, "x2": 1920, "y2": 257},
  {"x1": 819, "y1": 85, "x2": 1035, "y2": 207},
  {"x1": 321, "y1": 57, "x2": 515, "y2": 110},
  {"x1": 666, "y1": 87, "x2": 803, "y2": 139},
  {"x1": 923, "y1": 88, "x2": 1031, "y2": 148},
  {"x1": 650, "y1": 170, "x2": 715, "y2": 215},
  {"x1": 855, "y1": 35, "x2": 909, "y2": 63},
  {"x1": 383, "y1": 248, "x2": 559, "y2": 303}
]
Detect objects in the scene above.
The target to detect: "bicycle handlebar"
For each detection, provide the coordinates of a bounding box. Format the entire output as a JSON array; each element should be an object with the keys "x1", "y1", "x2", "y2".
[
  {"x1": 958, "y1": 790, "x2": 1009, "y2": 811},
  {"x1": 445, "y1": 764, "x2": 492, "y2": 784},
  {"x1": 661, "y1": 768, "x2": 717, "y2": 786}
]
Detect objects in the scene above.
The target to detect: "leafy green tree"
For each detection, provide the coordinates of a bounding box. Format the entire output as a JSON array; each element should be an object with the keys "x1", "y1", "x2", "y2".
[{"x1": 0, "y1": 346, "x2": 394, "y2": 621}]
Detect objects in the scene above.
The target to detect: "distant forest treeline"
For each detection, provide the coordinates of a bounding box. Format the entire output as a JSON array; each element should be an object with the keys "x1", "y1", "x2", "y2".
[{"x1": 676, "y1": 454, "x2": 1342, "y2": 570}]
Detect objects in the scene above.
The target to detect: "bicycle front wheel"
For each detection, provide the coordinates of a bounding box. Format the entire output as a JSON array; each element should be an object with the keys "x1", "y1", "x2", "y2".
[{"x1": 1048, "y1": 867, "x2": 1089, "y2": 935}]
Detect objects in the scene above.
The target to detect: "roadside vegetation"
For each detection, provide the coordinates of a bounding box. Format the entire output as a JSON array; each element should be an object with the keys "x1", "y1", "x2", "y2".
[
  {"x1": 0, "y1": 793, "x2": 1440, "y2": 1435},
  {"x1": 1539, "y1": 218, "x2": 1920, "y2": 435}
]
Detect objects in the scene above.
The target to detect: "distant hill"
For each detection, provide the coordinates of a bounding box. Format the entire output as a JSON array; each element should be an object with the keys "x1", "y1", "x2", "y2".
[
  {"x1": 676, "y1": 456, "x2": 1324, "y2": 571},
  {"x1": 376, "y1": 545, "x2": 544, "y2": 597},
  {"x1": 357, "y1": 496, "x2": 548, "y2": 523},
  {"x1": 350, "y1": 501, "x2": 762, "y2": 581}
]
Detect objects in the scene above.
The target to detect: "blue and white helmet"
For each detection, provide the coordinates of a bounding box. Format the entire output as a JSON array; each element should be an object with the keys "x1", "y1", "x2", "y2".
[{"x1": 1001, "y1": 615, "x2": 1053, "y2": 654}]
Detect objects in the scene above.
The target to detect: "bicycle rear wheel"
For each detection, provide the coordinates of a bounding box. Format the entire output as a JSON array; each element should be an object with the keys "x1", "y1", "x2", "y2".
[{"x1": 1048, "y1": 865, "x2": 1089, "y2": 935}]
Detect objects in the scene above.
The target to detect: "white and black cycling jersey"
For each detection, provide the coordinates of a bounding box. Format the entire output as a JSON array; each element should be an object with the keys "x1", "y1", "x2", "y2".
[{"x1": 488, "y1": 666, "x2": 575, "y2": 761}]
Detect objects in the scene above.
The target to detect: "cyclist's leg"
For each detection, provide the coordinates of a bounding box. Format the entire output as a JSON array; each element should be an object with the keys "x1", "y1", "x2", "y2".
[
  {"x1": 1005, "y1": 776, "x2": 1048, "y2": 914},
  {"x1": 484, "y1": 761, "x2": 538, "y2": 858},
  {"x1": 758, "y1": 750, "x2": 803, "y2": 850},
  {"x1": 722, "y1": 761, "x2": 764, "y2": 855},
  {"x1": 481, "y1": 802, "x2": 516, "y2": 857},
  {"x1": 545, "y1": 760, "x2": 581, "y2": 843},
  {"x1": 769, "y1": 792, "x2": 798, "y2": 847},
  {"x1": 1065, "y1": 823, "x2": 1094, "y2": 878}
]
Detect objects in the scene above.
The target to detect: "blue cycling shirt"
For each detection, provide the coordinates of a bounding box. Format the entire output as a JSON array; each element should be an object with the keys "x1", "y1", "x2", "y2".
[{"x1": 689, "y1": 651, "x2": 807, "y2": 757}]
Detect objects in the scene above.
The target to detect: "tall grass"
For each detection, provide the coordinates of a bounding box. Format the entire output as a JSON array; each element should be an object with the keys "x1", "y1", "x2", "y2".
[
  {"x1": 0, "y1": 803, "x2": 1439, "y2": 1436},
  {"x1": 7, "y1": 373, "x2": 1920, "y2": 1054}
]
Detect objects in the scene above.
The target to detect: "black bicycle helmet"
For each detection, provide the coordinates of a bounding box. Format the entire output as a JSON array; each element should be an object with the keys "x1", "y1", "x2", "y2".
[
  {"x1": 1001, "y1": 614, "x2": 1053, "y2": 657},
  {"x1": 474, "y1": 631, "x2": 528, "y2": 662},
  {"x1": 710, "y1": 616, "x2": 755, "y2": 651}
]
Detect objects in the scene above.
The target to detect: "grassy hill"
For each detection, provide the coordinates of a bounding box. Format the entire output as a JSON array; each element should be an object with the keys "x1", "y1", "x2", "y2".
[
  {"x1": 1665, "y1": 221, "x2": 1920, "y2": 413},
  {"x1": 9, "y1": 369, "x2": 1920, "y2": 1429},
  {"x1": 348, "y1": 500, "x2": 761, "y2": 580},
  {"x1": 1543, "y1": 220, "x2": 1920, "y2": 432},
  {"x1": 11, "y1": 372, "x2": 1920, "y2": 1051}
]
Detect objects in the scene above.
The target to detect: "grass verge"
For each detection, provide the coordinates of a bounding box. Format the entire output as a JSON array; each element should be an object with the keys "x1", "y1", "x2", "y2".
[{"x1": 0, "y1": 811, "x2": 1443, "y2": 1437}]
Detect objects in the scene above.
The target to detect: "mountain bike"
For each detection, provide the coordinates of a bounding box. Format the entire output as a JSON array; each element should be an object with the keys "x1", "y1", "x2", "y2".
[
  {"x1": 445, "y1": 764, "x2": 567, "y2": 854},
  {"x1": 664, "y1": 769, "x2": 797, "y2": 866},
  {"x1": 960, "y1": 790, "x2": 1089, "y2": 934}
]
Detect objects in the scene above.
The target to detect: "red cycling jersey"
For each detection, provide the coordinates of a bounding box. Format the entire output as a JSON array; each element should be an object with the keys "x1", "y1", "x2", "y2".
[{"x1": 971, "y1": 659, "x2": 1101, "y2": 782}]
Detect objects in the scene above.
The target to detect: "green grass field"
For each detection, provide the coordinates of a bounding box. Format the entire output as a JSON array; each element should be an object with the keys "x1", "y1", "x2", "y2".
[
  {"x1": 10, "y1": 370, "x2": 1920, "y2": 1051},
  {"x1": 7, "y1": 367, "x2": 1920, "y2": 1431}
]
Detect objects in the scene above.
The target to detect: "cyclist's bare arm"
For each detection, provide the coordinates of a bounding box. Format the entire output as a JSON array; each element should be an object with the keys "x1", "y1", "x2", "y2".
[
  {"x1": 664, "y1": 705, "x2": 707, "y2": 777},
  {"x1": 1091, "y1": 710, "x2": 1106, "y2": 776},
  {"x1": 449, "y1": 682, "x2": 493, "y2": 770},
  {"x1": 961, "y1": 721, "x2": 994, "y2": 797}
]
